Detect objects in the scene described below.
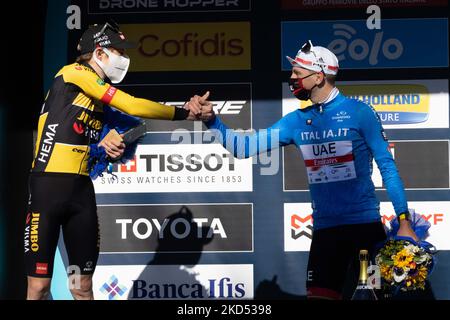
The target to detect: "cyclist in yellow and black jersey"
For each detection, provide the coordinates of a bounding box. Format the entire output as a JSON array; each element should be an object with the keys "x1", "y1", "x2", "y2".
[
  {"x1": 32, "y1": 58, "x2": 189, "y2": 176},
  {"x1": 24, "y1": 22, "x2": 206, "y2": 300}
]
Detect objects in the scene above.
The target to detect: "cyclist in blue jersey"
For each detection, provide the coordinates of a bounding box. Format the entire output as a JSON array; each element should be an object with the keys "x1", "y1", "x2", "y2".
[{"x1": 190, "y1": 40, "x2": 418, "y2": 299}]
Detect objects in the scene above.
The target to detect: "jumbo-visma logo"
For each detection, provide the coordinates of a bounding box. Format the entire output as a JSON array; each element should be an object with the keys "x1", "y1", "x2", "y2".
[
  {"x1": 120, "y1": 22, "x2": 251, "y2": 71},
  {"x1": 340, "y1": 84, "x2": 430, "y2": 124}
]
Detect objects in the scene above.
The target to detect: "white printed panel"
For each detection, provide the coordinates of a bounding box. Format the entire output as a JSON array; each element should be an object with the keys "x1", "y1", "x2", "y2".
[
  {"x1": 282, "y1": 80, "x2": 449, "y2": 129},
  {"x1": 284, "y1": 202, "x2": 450, "y2": 252},
  {"x1": 380, "y1": 202, "x2": 450, "y2": 250},
  {"x1": 300, "y1": 141, "x2": 356, "y2": 184},
  {"x1": 93, "y1": 144, "x2": 253, "y2": 193},
  {"x1": 93, "y1": 264, "x2": 254, "y2": 300}
]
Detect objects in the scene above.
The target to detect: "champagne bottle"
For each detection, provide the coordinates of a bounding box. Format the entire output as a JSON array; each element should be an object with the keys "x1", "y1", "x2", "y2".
[{"x1": 351, "y1": 249, "x2": 378, "y2": 300}]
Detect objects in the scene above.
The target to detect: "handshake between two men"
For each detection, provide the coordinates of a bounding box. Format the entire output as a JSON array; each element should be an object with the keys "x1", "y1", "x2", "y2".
[{"x1": 184, "y1": 91, "x2": 215, "y2": 123}]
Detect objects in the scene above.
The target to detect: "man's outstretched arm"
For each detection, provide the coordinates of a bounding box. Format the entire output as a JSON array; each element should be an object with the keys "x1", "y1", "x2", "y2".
[{"x1": 189, "y1": 94, "x2": 294, "y2": 159}]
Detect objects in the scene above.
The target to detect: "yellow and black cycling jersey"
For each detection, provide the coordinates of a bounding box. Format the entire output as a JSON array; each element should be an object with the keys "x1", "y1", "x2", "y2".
[{"x1": 31, "y1": 62, "x2": 186, "y2": 176}]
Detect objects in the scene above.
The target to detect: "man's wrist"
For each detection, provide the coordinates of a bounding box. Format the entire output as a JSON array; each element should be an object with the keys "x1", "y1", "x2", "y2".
[
  {"x1": 203, "y1": 114, "x2": 217, "y2": 127},
  {"x1": 397, "y1": 211, "x2": 411, "y2": 223},
  {"x1": 173, "y1": 107, "x2": 190, "y2": 120}
]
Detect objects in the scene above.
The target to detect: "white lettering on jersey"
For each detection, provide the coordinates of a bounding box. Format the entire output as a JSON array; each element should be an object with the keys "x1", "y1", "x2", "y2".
[
  {"x1": 300, "y1": 128, "x2": 349, "y2": 141},
  {"x1": 300, "y1": 140, "x2": 356, "y2": 184}
]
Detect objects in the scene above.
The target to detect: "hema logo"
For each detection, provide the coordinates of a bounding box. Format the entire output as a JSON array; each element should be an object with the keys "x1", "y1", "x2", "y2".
[{"x1": 93, "y1": 264, "x2": 254, "y2": 299}]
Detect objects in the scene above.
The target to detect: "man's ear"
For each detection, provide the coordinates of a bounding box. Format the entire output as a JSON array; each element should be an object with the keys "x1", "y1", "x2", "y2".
[
  {"x1": 315, "y1": 72, "x2": 325, "y2": 85},
  {"x1": 94, "y1": 48, "x2": 104, "y2": 60}
]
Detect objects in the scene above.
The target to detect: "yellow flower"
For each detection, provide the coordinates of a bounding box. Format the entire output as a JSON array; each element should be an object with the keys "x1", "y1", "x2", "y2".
[
  {"x1": 393, "y1": 248, "x2": 414, "y2": 268},
  {"x1": 380, "y1": 265, "x2": 393, "y2": 281},
  {"x1": 418, "y1": 266, "x2": 428, "y2": 280}
]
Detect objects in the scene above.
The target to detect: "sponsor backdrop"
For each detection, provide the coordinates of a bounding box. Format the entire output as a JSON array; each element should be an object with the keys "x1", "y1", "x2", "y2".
[{"x1": 44, "y1": 0, "x2": 449, "y2": 299}]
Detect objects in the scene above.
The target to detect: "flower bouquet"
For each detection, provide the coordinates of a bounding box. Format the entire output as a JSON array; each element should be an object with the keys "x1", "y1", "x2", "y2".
[{"x1": 375, "y1": 210, "x2": 436, "y2": 296}]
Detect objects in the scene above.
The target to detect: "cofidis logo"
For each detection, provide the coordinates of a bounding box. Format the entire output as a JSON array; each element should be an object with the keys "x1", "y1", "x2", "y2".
[{"x1": 120, "y1": 22, "x2": 251, "y2": 71}]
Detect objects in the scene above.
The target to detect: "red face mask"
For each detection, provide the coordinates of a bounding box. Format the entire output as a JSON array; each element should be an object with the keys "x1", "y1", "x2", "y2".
[{"x1": 289, "y1": 73, "x2": 316, "y2": 101}]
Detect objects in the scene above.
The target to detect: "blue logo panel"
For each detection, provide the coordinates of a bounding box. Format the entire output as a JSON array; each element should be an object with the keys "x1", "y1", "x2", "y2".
[{"x1": 282, "y1": 19, "x2": 448, "y2": 70}]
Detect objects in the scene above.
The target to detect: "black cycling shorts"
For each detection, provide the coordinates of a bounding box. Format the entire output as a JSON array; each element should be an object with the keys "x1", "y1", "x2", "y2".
[
  {"x1": 24, "y1": 173, "x2": 99, "y2": 278},
  {"x1": 306, "y1": 221, "x2": 387, "y2": 300}
]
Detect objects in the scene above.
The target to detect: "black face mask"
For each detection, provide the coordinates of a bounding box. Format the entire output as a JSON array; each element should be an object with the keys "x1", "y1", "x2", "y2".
[{"x1": 289, "y1": 73, "x2": 316, "y2": 101}]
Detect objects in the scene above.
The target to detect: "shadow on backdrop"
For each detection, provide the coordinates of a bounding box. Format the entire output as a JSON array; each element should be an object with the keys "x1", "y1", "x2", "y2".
[{"x1": 127, "y1": 206, "x2": 213, "y2": 300}]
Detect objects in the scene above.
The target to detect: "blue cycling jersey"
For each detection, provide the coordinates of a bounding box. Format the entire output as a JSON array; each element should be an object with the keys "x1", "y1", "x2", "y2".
[{"x1": 205, "y1": 92, "x2": 408, "y2": 230}]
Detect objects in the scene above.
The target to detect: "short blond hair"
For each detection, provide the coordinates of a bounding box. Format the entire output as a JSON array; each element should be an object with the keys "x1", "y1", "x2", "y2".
[
  {"x1": 75, "y1": 52, "x2": 93, "y2": 64},
  {"x1": 326, "y1": 74, "x2": 336, "y2": 86}
]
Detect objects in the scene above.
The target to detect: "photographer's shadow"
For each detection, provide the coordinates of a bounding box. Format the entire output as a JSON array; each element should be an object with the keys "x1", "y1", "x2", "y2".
[
  {"x1": 128, "y1": 206, "x2": 213, "y2": 299},
  {"x1": 255, "y1": 275, "x2": 306, "y2": 300}
]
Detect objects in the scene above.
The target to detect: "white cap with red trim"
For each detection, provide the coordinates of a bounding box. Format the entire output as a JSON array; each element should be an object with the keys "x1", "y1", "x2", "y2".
[{"x1": 286, "y1": 40, "x2": 339, "y2": 76}]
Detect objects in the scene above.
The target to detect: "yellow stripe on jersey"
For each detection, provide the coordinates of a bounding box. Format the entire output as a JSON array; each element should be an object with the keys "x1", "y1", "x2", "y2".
[
  {"x1": 45, "y1": 143, "x2": 90, "y2": 176},
  {"x1": 72, "y1": 92, "x2": 104, "y2": 113},
  {"x1": 61, "y1": 63, "x2": 175, "y2": 120},
  {"x1": 73, "y1": 92, "x2": 93, "y2": 109},
  {"x1": 32, "y1": 112, "x2": 48, "y2": 169}
]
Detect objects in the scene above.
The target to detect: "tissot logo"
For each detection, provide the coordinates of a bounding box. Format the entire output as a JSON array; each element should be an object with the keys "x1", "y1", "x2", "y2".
[
  {"x1": 110, "y1": 153, "x2": 235, "y2": 173},
  {"x1": 93, "y1": 144, "x2": 253, "y2": 193},
  {"x1": 117, "y1": 157, "x2": 137, "y2": 173},
  {"x1": 97, "y1": 204, "x2": 253, "y2": 253}
]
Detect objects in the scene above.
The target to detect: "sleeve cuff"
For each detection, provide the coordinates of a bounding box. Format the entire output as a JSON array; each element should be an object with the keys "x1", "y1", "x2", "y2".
[
  {"x1": 204, "y1": 116, "x2": 219, "y2": 128},
  {"x1": 173, "y1": 107, "x2": 190, "y2": 120}
]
